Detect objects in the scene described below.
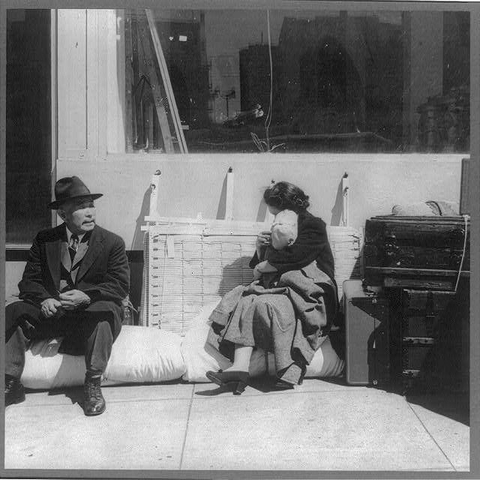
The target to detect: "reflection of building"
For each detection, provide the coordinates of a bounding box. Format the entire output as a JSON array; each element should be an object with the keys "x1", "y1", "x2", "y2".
[
  {"x1": 278, "y1": 15, "x2": 352, "y2": 134},
  {"x1": 362, "y1": 16, "x2": 404, "y2": 146},
  {"x1": 123, "y1": 10, "x2": 469, "y2": 151},
  {"x1": 276, "y1": 15, "x2": 404, "y2": 141},
  {"x1": 125, "y1": 12, "x2": 211, "y2": 151},
  {"x1": 234, "y1": 14, "x2": 407, "y2": 146},
  {"x1": 209, "y1": 54, "x2": 241, "y2": 123},
  {"x1": 154, "y1": 16, "x2": 210, "y2": 129},
  {"x1": 239, "y1": 44, "x2": 280, "y2": 114}
]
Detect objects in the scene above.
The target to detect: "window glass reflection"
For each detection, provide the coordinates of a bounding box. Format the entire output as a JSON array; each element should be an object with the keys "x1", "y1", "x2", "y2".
[{"x1": 124, "y1": 9, "x2": 470, "y2": 154}]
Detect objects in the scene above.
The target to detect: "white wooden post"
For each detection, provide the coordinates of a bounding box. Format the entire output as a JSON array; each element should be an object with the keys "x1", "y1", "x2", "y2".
[
  {"x1": 341, "y1": 172, "x2": 350, "y2": 227},
  {"x1": 149, "y1": 170, "x2": 161, "y2": 217},
  {"x1": 225, "y1": 167, "x2": 234, "y2": 220},
  {"x1": 264, "y1": 179, "x2": 275, "y2": 224}
]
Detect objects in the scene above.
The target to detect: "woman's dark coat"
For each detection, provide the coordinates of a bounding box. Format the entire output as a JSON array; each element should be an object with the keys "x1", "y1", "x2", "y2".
[{"x1": 250, "y1": 210, "x2": 336, "y2": 284}]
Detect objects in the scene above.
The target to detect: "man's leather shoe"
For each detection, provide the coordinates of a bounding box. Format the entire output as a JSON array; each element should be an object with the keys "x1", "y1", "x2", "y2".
[
  {"x1": 83, "y1": 375, "x2": 106, "y2": 416},
  {"x1": 5, "y1": 375, "x2": 26, "y2": 407}
]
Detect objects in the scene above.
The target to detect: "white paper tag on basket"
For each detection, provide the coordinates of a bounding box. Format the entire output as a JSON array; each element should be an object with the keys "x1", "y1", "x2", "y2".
[{"x1": 166, "y1": 236, "x2": 175, "y2": 258}]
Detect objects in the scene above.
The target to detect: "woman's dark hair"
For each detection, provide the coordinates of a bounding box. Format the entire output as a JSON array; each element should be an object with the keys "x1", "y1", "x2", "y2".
[{"x1": 263, "y1": 181, "x2": 310, "y2": 213}]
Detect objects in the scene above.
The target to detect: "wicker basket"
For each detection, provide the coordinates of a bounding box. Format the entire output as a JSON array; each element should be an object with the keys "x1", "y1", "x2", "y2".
[{"x1": 142, "y1": 220, "x2": 362, "y2": 335}]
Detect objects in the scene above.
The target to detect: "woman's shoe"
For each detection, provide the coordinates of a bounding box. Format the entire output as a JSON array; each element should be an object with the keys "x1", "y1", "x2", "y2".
[
  {"x1": 275, "y1": 361, "x2": 306, "y2": 390},
  {"x1": 298, "y1": 363, "x2": 307, "y2": 386},
  {"x1": 274, "y1": 378, "x2": 295, "y2": 390},
  {"x1": 206, "y1": 370, "x2": 249, "y2": 395}
]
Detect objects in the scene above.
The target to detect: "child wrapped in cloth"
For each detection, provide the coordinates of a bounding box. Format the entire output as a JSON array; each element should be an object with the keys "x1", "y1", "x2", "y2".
[
  {"x1": 206, "y1": 181, "x2": 338, "y2": 394},
  {"x1": 253, "y1": 208, "x2": 298, "y2": 285}
]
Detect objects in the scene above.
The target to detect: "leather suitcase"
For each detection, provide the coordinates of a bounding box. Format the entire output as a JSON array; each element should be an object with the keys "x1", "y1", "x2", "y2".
[
  {"x1": 401, "y1": 337, "x2": 436, "y2": 386},
  {"x1": 399, "y1": 285, "x2": 468, "y2": 392},
  {"x1": 344, "y1": 280, "x2": 390, "y2": 386},
  {"x1": 364, "y1": 215, "x2": 470, "y2": 290},
  {"x1": 401, "y1": 289, "x2": 456, "y2": 337}
]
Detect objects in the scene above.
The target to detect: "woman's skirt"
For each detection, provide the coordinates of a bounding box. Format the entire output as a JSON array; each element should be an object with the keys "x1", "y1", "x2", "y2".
[{"x1": 210, "y1": 264, "x2": 338, "y2": 385}]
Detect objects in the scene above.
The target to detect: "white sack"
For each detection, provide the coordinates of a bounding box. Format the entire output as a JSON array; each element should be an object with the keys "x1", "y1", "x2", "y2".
[{"x1": 21, "y1": 325, "x2": 185, "y2": 390}]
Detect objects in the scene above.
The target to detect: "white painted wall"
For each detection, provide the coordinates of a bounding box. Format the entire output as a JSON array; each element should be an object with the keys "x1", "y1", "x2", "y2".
[
  {"x1": 7, "y1": 152, "x2": 464, "y2": 301},
  {"x1": 56, "y1": 153, "x2": 464, "y2": 250}
]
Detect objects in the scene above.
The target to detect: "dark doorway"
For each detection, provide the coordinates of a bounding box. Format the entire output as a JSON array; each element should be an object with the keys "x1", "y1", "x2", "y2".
[{"x1": 6, "y1": 10, "x2": 52, "y2": 244}]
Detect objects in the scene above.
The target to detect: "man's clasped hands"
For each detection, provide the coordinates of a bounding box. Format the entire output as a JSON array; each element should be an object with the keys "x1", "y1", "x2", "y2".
[{"x1": 40, "y1": 290, "x2": 91, "y2": 318}]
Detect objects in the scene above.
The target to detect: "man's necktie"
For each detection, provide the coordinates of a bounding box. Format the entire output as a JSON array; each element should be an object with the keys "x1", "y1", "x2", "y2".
[{"x1": 69, "y1": 234, "x2": 79, "y2": 263}]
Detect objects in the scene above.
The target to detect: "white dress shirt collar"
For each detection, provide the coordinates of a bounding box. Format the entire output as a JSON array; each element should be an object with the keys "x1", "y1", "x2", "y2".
[{"x1": 65, "y1": 227, "x2": 86, "y2": 243}]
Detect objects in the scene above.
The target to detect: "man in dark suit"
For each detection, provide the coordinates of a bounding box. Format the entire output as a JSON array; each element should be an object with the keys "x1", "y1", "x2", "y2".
[{"x1": 5, "y1": 176, "x2": 130, "y2": 416}]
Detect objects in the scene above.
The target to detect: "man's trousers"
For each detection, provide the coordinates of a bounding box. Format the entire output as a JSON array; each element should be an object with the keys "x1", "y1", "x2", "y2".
[{"x1": 5, "y1": 301, "x2": 122, "y2": 379}]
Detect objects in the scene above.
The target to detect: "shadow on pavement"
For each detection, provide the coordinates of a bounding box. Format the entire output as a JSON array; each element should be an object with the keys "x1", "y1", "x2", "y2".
[{"x1": 406, "y1": 391, "x2": 469, "y2": 426}]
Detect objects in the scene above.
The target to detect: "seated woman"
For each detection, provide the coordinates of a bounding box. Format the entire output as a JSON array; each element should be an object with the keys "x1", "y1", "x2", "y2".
[{"x1": 206, "y1": 181, "x2": 338, "y2": 394}]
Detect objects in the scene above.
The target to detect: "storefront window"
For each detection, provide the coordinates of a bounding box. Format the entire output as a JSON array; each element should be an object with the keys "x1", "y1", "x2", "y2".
[{"x1": 124, "y1": 8, "x2": 470, "y2": 154}]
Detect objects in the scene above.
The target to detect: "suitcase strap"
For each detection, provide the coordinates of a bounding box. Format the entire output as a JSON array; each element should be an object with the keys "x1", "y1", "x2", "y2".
[
  {"x1": 454, "y1": 215, "x2": 470, "y2": 292},
  {"x1": 425, "y1": 291, "x2": 435, "y2": 321}
]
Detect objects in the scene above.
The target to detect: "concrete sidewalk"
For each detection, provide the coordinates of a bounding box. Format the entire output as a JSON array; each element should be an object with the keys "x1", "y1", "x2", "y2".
[{"x1": 3, "y1": 377, "x2": 470, "y2": 474}]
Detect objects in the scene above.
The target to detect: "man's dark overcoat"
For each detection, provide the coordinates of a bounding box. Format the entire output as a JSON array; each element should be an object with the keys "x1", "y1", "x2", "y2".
[{"x1": 14, "y1": 223, "x2": 130, "y2": 354}]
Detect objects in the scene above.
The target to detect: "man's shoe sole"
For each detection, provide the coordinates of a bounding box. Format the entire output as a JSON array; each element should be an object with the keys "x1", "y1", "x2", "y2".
[{"x1": 84, "y1": 404, "x2": 106, "y2": 416}]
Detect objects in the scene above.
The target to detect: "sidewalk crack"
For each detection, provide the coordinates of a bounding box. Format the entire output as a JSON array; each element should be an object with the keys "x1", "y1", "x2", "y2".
[
  {"x1": 407, "y1": 402, "x2": 456, "y2": 470},
  {"x1": 179, "y1": 383, "x2": 195, "y2": 469}
]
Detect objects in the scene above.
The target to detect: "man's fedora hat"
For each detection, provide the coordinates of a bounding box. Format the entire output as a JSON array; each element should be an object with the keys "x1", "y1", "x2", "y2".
[{"x1": 48, "y1": 176, "x2": 103, "y2": 209}]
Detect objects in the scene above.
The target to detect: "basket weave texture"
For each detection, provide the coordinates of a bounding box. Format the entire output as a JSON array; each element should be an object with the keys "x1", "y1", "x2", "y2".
[{"x1": 143, "y1": 222, "x2": 362, "y2": 336}]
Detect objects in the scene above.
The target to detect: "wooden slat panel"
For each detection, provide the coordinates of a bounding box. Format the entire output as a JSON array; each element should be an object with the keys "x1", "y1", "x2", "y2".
[
  {"x1": 57, "y1": 9, "x2": 87, "y2": 157},
  {"x1": 86, "y1": 9, "x2": 101, "y2": 156}
]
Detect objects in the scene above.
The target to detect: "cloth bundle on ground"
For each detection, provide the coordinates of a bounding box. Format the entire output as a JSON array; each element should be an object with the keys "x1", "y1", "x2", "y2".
[
  {"x1": 391, "y1": 200, "x2": 459, "y2": 216},
  {"x1": 21, "y1": 326, "x2": 186, "y2": 390},
  {"x1": 20, "y1": 300, "x2": 344, "y2": 389}
]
